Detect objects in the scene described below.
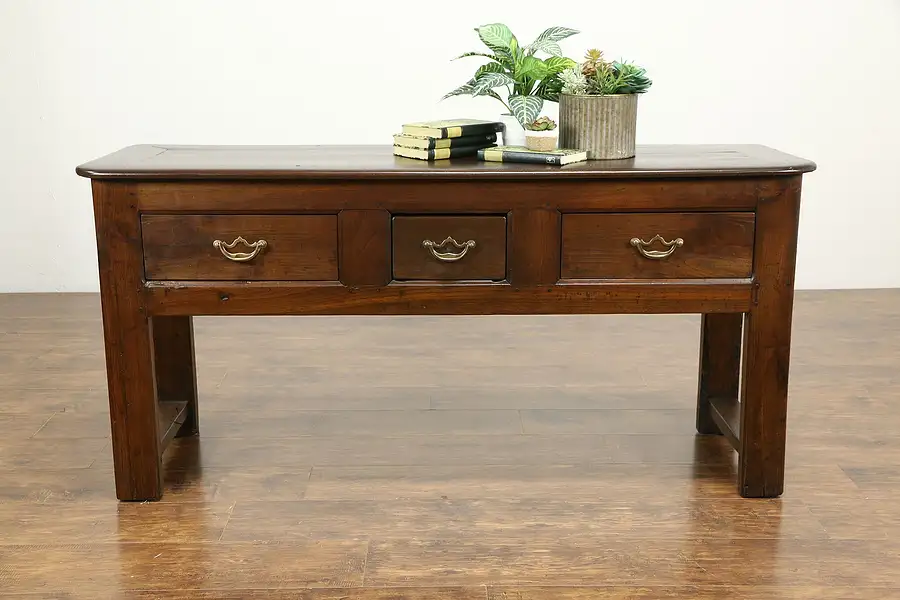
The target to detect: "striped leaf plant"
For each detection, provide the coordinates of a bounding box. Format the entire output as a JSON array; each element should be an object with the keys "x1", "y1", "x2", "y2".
[{"x1": 443, "y1": 23, "x2": 579, "y2": 126}]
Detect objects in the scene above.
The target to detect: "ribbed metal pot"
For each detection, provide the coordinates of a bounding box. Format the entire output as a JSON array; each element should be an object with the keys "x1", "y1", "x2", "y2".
[{"x1": 559, "y1": 93, "x2": 638, "y2": 159}]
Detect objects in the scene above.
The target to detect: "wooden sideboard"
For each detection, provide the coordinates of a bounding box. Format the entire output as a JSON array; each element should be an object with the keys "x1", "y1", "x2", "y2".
[{"x1": 76, "y1": 144, "x2": 816, "y2": 501}]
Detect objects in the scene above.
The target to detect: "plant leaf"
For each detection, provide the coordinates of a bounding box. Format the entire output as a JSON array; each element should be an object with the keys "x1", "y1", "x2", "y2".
[
  {"x1": 474, "y1": 61, "x2": 505, "y2": 79},
  {"x1": 441, "y1": 82, "x2": 510, "y2": 109},
  {"x1": 518, "y1": 56, "x2": 550, "y2": 81},
  {"x1": 508, "y1": 95, "x2": 543, "y2": 126},
  {"x1": 536, "y1": 76, "x2": 564, "y2": 102},
  {"x1": 453, "y1": 52, "x2": 500, "y2": 61},
  {"x1": 475, "y1": 23, "x2": 515, "y2": 52},
  {"x1": 525, "y1": 26, "x2": 579, "y2": 55},
  {"x1": 543, "y1": 56, "x2": 577, "y2": 74},
  {"x1": 485, "y1": 89, "x2": 508, "y2": 106},
  {"x1": 473, "y1": 72, "x2": 516, "y2": 95},
  {"x1": 527, "y1": 41, "x2": 562, "y2": 57},
  {"x1": 531, "y1": 26, "x2": 580, "y2": 44},
  {"x1": 441, "y1": 83, "x2": 475, "y2": 100}
]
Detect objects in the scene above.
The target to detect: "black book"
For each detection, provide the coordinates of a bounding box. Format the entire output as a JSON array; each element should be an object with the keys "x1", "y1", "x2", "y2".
[
  {"x1": 477, "y1": 146, "x2": 588, "y2": 166},
  {"x1": 400, "y1": 119, "x2": 503, "y2": 140},
  {"x1": 393, "y1": 132, "x2": 498, "y2": 150}
]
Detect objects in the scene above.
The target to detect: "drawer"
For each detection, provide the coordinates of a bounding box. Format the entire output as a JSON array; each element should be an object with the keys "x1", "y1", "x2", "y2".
[
  {"x1": 561, "y1": 213, "x2": 755, "y2": 279},
  {"x1": 142, "y1": 215, "x2": 338, "y2": 280},
  {"x1": 392, "y1": 216, "x2": 507, "y2": 280}
]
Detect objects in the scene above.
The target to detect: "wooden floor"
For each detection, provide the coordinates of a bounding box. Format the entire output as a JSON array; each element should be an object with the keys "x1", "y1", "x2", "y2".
[{"x1": 1, "y1": 291, "x2": 899, "y2": 598}]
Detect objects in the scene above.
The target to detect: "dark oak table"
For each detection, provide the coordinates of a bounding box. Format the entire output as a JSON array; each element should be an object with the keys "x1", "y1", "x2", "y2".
[{"x1": 77, "y1": 144, "x2": 816, "y2": 501}]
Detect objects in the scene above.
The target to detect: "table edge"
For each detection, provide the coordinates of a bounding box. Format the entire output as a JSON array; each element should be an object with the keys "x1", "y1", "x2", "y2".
[
  {"x1": 75, "y1": 144, "x2": 817, "y2": 181},
  {"x1": 75, "y1": 165, "x2": 817, "y2": 180}
]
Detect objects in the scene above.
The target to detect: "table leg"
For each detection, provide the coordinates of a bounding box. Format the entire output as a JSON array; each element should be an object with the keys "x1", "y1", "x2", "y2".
[
  {"x1": 152, "y1": 316, "x2": 199, "y2": 437},
  {"x1": 738, "y1": 177, "x2": 802, "y2": 498},
  {"x1": 93, "y1": 181, "x2": 163, "y2": 501},
  {"x1": 696, "y1": 313, "x2": 743, "y2": 435}
]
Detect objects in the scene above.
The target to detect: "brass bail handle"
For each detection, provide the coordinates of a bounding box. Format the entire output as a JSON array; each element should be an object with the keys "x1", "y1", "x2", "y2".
[
  {"x1": 422, "y1": 236, "x2": 476, "y2": 262},
  {"x1": 630, "y1": 234, "x2": 684, "y2": 260},
  {"x1": 213, "y1": 236, "x2": 268, "y2": 262}
]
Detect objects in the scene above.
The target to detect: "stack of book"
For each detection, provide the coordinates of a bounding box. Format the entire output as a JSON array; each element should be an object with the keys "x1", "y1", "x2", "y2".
[{"x1": 392, "y1": 119, "x2": 502, "y2": 161}]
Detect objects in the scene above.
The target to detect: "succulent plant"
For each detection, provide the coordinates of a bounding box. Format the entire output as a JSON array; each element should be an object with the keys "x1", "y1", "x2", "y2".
[
  {"x1": 560, "y1": 48, "x2": 652, "y2": 96},
  {"x1": 610, "y1": 62, "x2": 652, "y2": 94},
  {"x1": 559, "y1": 67, "x2": 588, "y2": 95},
  {"x1": 525, "y1": 116, "x2": 557, "y2": 131},
  {"x1": 581, "y1": 49, "x2": 606, "y2": 78}
]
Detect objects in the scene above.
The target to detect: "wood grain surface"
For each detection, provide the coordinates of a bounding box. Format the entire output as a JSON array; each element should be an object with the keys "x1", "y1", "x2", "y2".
[
  {"x1": 392, "y1": 216, "x2": 507, "y2": 281},
  {"x1": 338, "y1": 209, "x2": 391, "y2": 287},
  {"x1": 508, "y1": 209, "x2": 561, "y2": 286},
  {"x1": 0, "y1": 290, "x2": 898, "y2": 597},
  {"x1": 152, "y1": 315, "x2": 199, "y2": 437},
  {"x1": 131, "y1": 178, "x2": 770, "y2": 213},
  {"x1": 92, "y1": 182, "x2": 163, "y2": 500},
  {"x1": 142, "y1": 214, "x2": 338, "y2": 281},
  {"x1": 696, "y1": 313, "x2": 743, "y2": 435},
  {"x1": 739, "y1": 176, "x2": 802, "y2": 497},
  {"x1": 143, "y1": 280, "x2": 755, "y2": 316},
  {"x1": 75, "y1": 144, "x2": 816, "y2": 180},
  {"x1": 561, "y1": 212, "x2": 755, "y2": 279}
]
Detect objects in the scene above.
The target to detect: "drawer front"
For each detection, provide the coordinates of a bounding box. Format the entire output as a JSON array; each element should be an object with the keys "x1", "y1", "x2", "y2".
[
  {"x1": 392, "y1": 216, "x2": 507, "y2": 280},
  {"x1": 142, "y1": 215, "x2": 338, "y2": 280},
  {"x1": 561, "y1": 212, "x2": 755, "y2": 279}
]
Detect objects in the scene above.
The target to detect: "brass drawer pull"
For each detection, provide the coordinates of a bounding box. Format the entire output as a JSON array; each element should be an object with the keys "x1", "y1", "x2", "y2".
[
  {"x1": 422, "y1": 236, "x2": 476, "y2": 262},
  {"x1": 630, "y1": 234, "x2": 684, "y2": 260},
  {"x1": 213, "y1": 236, "x2": 268, "y2": 262}
]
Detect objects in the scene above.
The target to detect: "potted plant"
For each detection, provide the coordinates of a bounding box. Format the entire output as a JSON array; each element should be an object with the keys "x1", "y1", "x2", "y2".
[
  {"x1": 443, "y1": 23, "x2": 578, "y2": 146},
  {"x1": 558, "y1": 49, "x2": 652, "y2": 159},
  {"x1": 524, "y1": 116, "x2": 558, "y2": 151}
]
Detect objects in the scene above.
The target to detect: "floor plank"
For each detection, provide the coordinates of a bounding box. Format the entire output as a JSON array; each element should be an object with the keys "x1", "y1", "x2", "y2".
[
  {"x1": 219, "y1": 497, "x2": 827, "y2": 542},
  {"x1": 0, "y1": 541, "x2": 367, "y2": 592},
  {"x1": 36, "y1": 409, "x2": 523, "y2": 439},
  {"x1": 363, "y1": 538, "x2": 718, "y2": 586}
]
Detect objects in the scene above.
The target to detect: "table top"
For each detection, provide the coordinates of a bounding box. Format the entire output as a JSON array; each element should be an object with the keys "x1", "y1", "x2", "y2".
[{"x1": 76, "y1": 144, "x2": 816, "y2": 181}]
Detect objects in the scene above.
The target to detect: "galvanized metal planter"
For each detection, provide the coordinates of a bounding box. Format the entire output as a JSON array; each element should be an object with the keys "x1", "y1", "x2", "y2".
[{"x1": 559, "y1": 93, "x2": 639, "y2": 159}]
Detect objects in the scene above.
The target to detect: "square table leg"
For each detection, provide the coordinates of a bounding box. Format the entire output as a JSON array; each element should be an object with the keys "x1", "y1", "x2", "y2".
[
  {"x1": 696, "y1": 313, "x2": 743, "y2": 435},
  {"x1": 93, "y1": 181, "x2": 163, "y2": 501},
  {"x1": 737, "y1": 177, "x2": 802, "y2": 498},
  {"x1": 152, "y1": 316, "x2": 199, "y2": 437}
]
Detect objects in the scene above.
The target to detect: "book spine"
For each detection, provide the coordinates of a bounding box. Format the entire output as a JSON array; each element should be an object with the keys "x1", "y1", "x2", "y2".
[
  {"x1": 477, "y1": 149, "x2": 563, "y2": 165},
  {"x1": 439, "y1": 133, "x2": 496, "y2": 148},
  {"x1": 396, "y1": 133, "x2": 497, "y2": 150},
  {"x1": 440, "y1": 123, "x2": 503, "y2": 139},
  {"x1": 432, "y1": 145, "x2": 493, "y2": 159}
]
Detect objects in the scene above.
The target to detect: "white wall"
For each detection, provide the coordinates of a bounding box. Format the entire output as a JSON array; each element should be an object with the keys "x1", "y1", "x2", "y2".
[{"x1": 1, "y1": 0, "x2": 898, "y2": 292}]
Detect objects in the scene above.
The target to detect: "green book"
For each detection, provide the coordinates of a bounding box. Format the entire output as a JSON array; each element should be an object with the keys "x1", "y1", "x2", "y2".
[
  {"x1": 478, "y1": 146, "x2": 588, "y2": 166},
  {"x1": 393, "y1": 132, "x2": 498, "y2": 150},
  {"x1": 400, "y1": 119, "x2": 503, "y2": 140},
  {"x1": 393, "y1": 143, "x2": 494, "y2": 161}
]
